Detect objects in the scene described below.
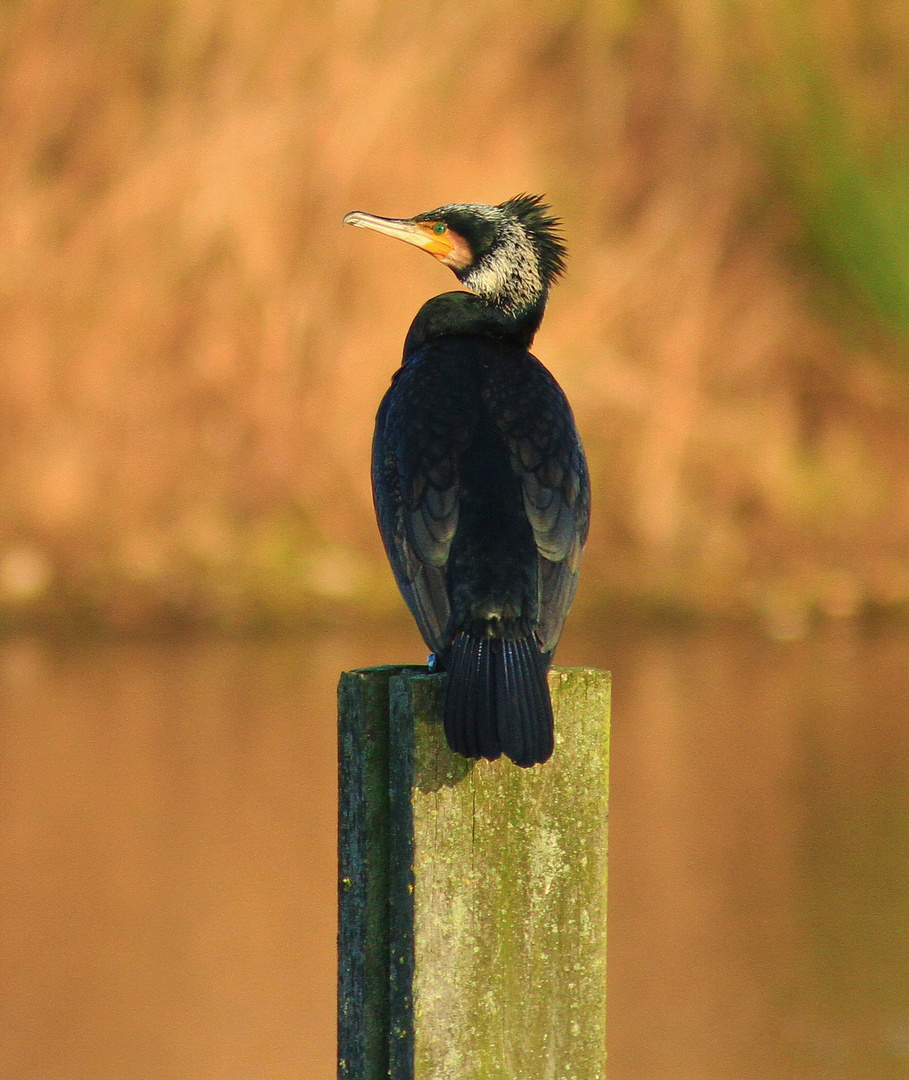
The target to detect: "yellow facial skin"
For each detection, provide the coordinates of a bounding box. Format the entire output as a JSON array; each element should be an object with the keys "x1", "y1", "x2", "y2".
[{"x1": 343, "y1": 212, "x2": 472, "y2": 272}]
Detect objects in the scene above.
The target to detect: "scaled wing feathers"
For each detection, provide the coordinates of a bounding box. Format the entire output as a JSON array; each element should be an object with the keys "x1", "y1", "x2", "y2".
[
  {"x1": 371, "y1": 352, "x2": 475, "y2": 653},
  {"x1": 485, "y1": 358, "x2": 590, "y2": 654}
]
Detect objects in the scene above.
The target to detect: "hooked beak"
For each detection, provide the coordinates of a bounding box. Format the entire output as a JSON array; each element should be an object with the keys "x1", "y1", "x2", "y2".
[{"x1": 343, "y1": 211, "x2": 455, "y2": 260}]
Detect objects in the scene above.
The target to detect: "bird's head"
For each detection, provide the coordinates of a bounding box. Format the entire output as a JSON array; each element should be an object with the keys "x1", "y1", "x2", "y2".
[{"x1": 343, "y1": 195, "x2": 566, "y2": 319}]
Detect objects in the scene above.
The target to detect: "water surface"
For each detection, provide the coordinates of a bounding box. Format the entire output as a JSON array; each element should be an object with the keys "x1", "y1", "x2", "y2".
[{"x1": 0, "y1": 623, "x2": 907, "y2": 1079}]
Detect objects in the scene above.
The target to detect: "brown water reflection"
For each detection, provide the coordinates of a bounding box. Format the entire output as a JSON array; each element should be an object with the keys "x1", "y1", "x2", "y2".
[{"x1": 0, "y1": 623, "x2": 908, "y2": 1079}]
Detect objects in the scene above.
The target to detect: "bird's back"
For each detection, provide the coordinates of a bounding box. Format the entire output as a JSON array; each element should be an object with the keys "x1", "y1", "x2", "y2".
[{"x1": 372, "y1": 333, "x2": 589, "y2": 765}]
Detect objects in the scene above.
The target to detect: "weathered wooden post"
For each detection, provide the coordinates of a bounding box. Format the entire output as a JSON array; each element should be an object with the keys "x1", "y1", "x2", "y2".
[{"x1": 338, "y1": 665, "x2": 610, "y2": 1080}]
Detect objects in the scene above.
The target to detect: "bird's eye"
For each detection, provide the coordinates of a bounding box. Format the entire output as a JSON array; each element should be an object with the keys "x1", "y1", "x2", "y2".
[{"x1": 432, "y1": 223, "x2": 447, "y2": 235}]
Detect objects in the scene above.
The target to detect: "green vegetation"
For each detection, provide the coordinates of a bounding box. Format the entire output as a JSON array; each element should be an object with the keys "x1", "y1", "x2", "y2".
[{"x1": 729, "y1": 0, "x2": 909, "y2": 336}]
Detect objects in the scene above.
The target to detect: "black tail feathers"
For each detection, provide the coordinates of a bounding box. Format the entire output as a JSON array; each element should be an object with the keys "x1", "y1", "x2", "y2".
[{"x1": 442, "y1": 632, "x2": 554, "y2": 767}]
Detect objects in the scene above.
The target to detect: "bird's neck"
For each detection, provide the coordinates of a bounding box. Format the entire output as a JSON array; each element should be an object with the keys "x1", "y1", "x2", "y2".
[
  {"x1": 456, "y1": 214, "x2": 553, "y2": 323},
  {"x1": 403, "y1": 291, "x2": 544, "y2": 356},
  {"x1": 461, "y1": 252, "x2": 547, "y2": 322}
]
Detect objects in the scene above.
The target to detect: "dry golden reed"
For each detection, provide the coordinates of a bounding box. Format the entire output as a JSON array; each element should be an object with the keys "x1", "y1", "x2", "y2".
[{"x1": 0, "y1": 0, "x2": 908, "y2": 632}]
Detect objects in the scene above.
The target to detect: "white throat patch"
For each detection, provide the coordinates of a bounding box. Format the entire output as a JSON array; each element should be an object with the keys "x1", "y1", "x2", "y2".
[{"x1": 462, "y1": 219, "x2": 544, "y2": 316}]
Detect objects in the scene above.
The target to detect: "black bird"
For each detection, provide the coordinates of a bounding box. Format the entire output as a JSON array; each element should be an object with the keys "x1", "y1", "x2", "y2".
[{"x1": 344, "y1": 195, "x2": 589, "y2": 767}]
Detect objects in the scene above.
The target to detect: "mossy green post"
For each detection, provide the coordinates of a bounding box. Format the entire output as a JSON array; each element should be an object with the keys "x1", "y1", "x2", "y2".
[{"x1": 338, "y1": 666, "x2": 610, "y2": 1080}]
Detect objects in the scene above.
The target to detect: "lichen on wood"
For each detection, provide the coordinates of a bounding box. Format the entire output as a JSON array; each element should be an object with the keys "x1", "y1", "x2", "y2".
[{"x1": 339, "y1": 665, "x2": 610, "y2": 1080}]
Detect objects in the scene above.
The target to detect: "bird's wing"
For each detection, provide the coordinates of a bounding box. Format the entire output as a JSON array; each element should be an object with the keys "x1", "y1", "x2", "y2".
[
  {"x1": 372, "y1": 353, "x2": 475, "y2": 655},
  {"x1": 485, "y1": 355, "x2": 590, "y2": 655}
]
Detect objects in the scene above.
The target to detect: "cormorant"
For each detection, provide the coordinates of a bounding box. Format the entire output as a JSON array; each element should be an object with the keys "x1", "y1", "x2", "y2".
[{"x1": 344, "y1": 195, "x2": 589, "y2": 767}]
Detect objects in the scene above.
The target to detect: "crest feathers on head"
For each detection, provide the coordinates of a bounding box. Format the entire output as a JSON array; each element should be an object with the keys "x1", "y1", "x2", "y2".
[{"x1": 498, "y1": 194, "x2": 567, "y2": 285}]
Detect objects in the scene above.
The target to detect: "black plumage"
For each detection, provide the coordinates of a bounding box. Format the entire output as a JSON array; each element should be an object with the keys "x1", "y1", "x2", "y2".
[{"x1": 344, "y1": 195, "x2": 589, "y2": 767}]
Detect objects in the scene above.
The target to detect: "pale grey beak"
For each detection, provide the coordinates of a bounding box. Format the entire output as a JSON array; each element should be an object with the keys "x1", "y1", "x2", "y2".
[{"x1": 342, "y1": 211, "x2": 431, "y2": 248}]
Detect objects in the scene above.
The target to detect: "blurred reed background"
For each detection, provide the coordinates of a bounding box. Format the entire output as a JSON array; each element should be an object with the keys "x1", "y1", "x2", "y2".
[
  {"x1": 3, "y1": 2, "x2": 909, "y2": 1079},
  {"x1": 1, "y1": 0, "x2": 908, "y2": 636}
]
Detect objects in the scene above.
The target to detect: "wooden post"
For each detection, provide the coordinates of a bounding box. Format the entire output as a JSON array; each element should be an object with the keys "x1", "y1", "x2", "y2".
[{"x1": 338, "y1": 665, "x2": 610, "y2": 1080}]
